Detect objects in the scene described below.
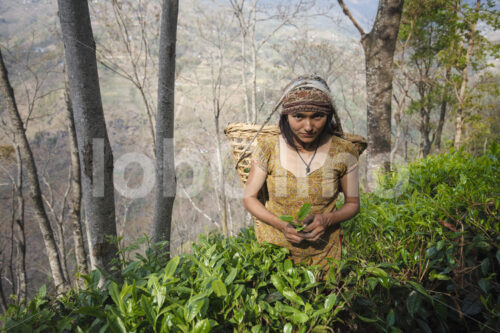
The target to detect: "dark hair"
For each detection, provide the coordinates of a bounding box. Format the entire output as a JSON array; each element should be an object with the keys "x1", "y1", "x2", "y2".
[{"x1": 279, "y1": 113, "x2": 339, "y2": 150}]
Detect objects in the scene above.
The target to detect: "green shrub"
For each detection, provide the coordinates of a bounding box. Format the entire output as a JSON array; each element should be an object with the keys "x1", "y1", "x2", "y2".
[{"x1": 2, "y1": 145, "x2": 499, "y2": 332}]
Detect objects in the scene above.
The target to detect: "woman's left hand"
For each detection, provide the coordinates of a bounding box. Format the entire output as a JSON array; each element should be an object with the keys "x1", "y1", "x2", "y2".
[{"x1": 300, "y1": 214, "x2": 331, "y2": 242}]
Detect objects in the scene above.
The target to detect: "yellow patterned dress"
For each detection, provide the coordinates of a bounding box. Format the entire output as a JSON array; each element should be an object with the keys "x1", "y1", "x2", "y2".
[{"x1": 251, "y1": 134, "x2": 359, "y2": 271}]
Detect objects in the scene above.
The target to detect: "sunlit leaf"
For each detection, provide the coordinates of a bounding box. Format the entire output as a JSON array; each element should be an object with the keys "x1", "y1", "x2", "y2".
[
  {"x1": 193, "y1": 319, "x2": 210, "y2": 333},
  {"x1": 283, "y1": 288, "x2": 304, "y2": 306},
  {"x1": 225, "y1": 268, "x2": 238, "y2": 285},
  {"x1": 365, "y1": 266, "x2": 388, "y2": 278},
  {"x1": 211, "y1": 279, "x2": 227, "y2": 297},
  {"x1": 271, "y1": 274, "x2": 285, "y2": 294},
  {"x1": 164, "y1": 256, "x2": 180, "y2": 279},
  {"x1": 324, "y1": 293, "x2": 337, "y2": 311},
  {"x1": 185, "y1": 297, "x2": 207, "y2": 322}
]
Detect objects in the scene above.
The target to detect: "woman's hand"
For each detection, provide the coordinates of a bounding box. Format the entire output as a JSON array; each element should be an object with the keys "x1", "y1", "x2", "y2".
[
  {"x1": 281, "y1": 223, "x2": 306, "y2": 244},
  {"x1": 300, "y1": 214, "x2": 331, "y2": 242}
]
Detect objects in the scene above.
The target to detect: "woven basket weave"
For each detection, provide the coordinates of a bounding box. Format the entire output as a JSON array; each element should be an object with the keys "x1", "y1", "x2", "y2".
[{"x1": 224, "y1": 122, "x2": 367, "y2": 186}]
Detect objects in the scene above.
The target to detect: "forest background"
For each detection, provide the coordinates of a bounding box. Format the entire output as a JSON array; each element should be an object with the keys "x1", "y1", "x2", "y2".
[{"x1": 0, "y1": 0, "x2": 498, "y2": 308}]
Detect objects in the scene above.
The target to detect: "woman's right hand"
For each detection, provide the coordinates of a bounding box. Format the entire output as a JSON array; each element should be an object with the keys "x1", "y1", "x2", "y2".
[{"x1": 281, "y1": 223, "x2": 305, "y2": 244}]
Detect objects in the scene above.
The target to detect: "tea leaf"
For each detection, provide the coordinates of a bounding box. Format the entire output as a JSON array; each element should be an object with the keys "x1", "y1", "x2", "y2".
[
  {"x1": 406, "y1": 292, "x2": 421, "y2": 318},
  {"x1": 296, "y1": 203, "x2": 311, "y2": 222},
  {"x1": 365, "y1": 267, "x2": 388, "y2": 278},
  {"x1": 211, "y1": 279, "x2": 227, "y2": 297},
  {"x1": 193, "y1": 319, "x2": 210, "y2": 333},
  {"x1": 283, "y1": 288, "x2": 304, "y2": 306},
  {"x1": 356, "y1": 314, "x2": 378, "y2": 323},
  {"x1": 279, "y1": 215, "x2": 294, "y2": 222},
  {"x1": 185, "y1": 297, "x2": 207, "y2": 322},
  {"x1": 270, "y1": 274, "x2": 285, "y2": 294},
  {"x1": 164, "y1": 256, "x2": 180, "y2": 280},
  {"x1": 225, "y1": 267, "x2": 238, "y2": 285},
  {"x1": 386, "y1": 309, "x2": 395, "y2": 327},
  {"x1": 324, "y1": 293, "x2": 337, "y2": 311},
  {"x1": 296, "y1": 225, "x2": 306, "y2": 232}
]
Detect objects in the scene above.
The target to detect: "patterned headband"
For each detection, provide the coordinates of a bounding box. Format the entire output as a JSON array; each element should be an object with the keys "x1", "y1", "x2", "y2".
[{"x1": 281, "y1": 78, "x2": 334, "y2": 115}]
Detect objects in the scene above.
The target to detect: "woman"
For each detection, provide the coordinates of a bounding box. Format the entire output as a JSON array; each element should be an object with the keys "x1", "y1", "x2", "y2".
[{"x1": 242, "y1": 75, "x2": 360, "y2": 271}]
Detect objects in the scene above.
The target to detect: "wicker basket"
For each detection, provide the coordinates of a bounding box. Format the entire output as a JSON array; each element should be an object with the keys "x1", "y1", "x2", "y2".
[{"x1": 224, "y1": 122, "x2": 367, "y2": 186}]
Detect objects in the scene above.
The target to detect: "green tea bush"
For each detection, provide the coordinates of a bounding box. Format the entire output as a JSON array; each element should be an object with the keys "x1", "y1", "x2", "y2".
[{"x1": 1, "y1": 145, "x2": 499, "y2": 332}]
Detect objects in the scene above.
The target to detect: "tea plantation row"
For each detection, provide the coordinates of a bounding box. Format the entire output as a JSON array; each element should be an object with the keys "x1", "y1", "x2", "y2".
[{"x1": 2, "y1": 145, "x2": 499, "y2": 332}]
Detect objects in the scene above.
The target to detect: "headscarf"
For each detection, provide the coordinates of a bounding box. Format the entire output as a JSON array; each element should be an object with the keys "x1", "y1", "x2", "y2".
[
  {"x1": 280, "y1": 75, "x2": 344, "y2": 137},
  {"x1": 281, "y1": 75, "x2": 333, "y2": 115}
]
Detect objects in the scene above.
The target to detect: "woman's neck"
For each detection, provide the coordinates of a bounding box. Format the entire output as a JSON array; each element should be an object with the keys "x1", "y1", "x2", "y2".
[{"x1": 293, "y1": 133, "x2": 328, "y2": 152}]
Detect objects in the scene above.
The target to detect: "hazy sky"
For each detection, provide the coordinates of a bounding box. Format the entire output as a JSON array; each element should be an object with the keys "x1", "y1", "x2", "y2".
[{"x1": 340, "y1": 0, "x2": 378, "y2": 32}]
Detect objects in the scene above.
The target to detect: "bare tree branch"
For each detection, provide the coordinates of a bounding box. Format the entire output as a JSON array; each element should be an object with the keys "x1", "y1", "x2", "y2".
[
  {"x1": 180, "y1": 185, "x2": 220, "y2": 228},
  {"x1": 337, "y1": 0, "x2": 366, "y2": 36}
]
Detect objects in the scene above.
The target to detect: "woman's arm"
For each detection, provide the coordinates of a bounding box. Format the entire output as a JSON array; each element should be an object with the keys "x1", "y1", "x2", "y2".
[
  {"x1": 301, "y1": 165, "x2": 360, "y2": 242},
  {"x1": 243, "y1": 161, "x2": 305, "y2": 244}
]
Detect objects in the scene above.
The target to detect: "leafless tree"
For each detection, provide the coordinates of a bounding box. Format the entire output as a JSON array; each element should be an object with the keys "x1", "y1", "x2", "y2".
[
  {"x1": 63, "y1": 72, "x2": 88, "y2": 280},
  {"x1": 152, "y1": 0, "x2": 179, "y2": 246},
  {"x1": 0, "y1": 247, "x2": 9, "y2": 312},
  {"x1": 276, "y1": 33, "x2": 362, "y2": 131},
  {"x1": 229, "y1": 0, "x2": 318, "y2": 123},
  {"x1": 41, "y1": 173, "x2": 71, "y2": 283},
  {"x1": 58, "y1": 0, "x2": 118, "y2": 279},
  {"x1": 91, "y1": 0, "x2": 161, "y2": 155},
  {"x1": 191, "y1": 1, "x2": 242, "y2": 236},
  {"x1": 0, "y1": 140, "x2": 27, "y2": 302},
  {"x1": 0, "y1": 48, "x2": 69, "y2": 294}
]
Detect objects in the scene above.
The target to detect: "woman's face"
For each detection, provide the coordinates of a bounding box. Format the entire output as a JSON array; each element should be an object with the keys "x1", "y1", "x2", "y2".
[{"x1": 287, "y1": 111, "x2": 328, "y2": 145}]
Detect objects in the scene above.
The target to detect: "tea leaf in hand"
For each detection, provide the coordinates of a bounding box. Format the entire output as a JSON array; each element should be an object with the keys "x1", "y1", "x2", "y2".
[
  {"x1": 296, "y1": 203, "x2": 311, "y2": 222},
  {"x1": 279, "y1": 215, "x2": 294, "y2": 222},
  {"x1": 296, "y1": 225, "x2": 306, "y2": 232}
]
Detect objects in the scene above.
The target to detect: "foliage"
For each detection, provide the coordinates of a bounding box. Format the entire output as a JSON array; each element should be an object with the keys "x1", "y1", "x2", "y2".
[
  {"x1": 397, "y1": 0, "x2": 500, "y2": 154},
  {"x1": 1, "y1": 146, "x2": 499, "y2": 332}
]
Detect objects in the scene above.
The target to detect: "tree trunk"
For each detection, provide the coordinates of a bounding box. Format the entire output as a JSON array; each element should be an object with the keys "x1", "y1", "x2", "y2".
[
  {"x1": 419, "y1": 106, "x2": 432, "y2": 158},
  {"x1": 390, "y1": 102, "x2": 403, "y2": 167},
  {"x1": 0, "y1": 264, "x2": 7, "y2": 313},
  {"x1": 240, "y1": 32, "x2": 250, "y2": 122},
  {"x1": 9, "y1": 185, "x2": 16, "y2": 296},
  {"x1": 55, "y1": 213, "x2": 70, "y2": 284},
  {"x1": 390, "y1": 73, "x2": 410, "y2": 167},
  {"x1": 13, "y1": 145, "x2": 26, "y2": 301},
  {"x1": 14, "y1": 225, "x2": 26, "y2": 302},
  {"x1": 0, "y1": 49, "x2": 68, "y2": 294},
  {"x1": 454, "y1": 0, "x2": 479, "y2": 150},
  {"x1": 435, "y1": 68, "x2": 450, "y2": 150},
  {"x1": 64, "y1": 73, "x2": 88, "y2": 279},
  {"x1": 58, "y1": 0, "x2": 118, "y2": 278},
  {"x1": 435, "y1": 96, "x2": 447, "y2": 150},
  {"x1": 251, "y1": 39, "x2": 258, "y2": 123},
  {"x1": 339, "y1": 0, "x2": 404, "y2": 191},
  {"x1": 214, "y1": 106, "x2": 229, "y2": 237},
  {"x1": 363, "y1": 1, "x2": 404, "y2": 189},
  {"x1": 152, "y1": 0, "x2": 178, "y2": 247}
]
